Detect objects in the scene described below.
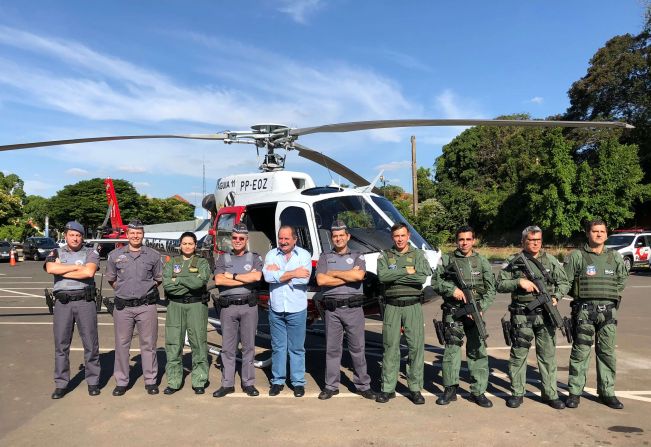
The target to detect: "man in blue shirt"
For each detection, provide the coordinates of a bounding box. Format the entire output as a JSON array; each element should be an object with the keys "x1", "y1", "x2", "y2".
[{"x1": 263, "y1": 225, "x2": 312, "y2": 397}]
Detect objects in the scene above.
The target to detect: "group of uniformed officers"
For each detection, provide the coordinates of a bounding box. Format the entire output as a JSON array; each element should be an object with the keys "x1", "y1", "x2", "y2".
[{"x1": 46, "y1": 216, "x2": 627, "y2": 410}]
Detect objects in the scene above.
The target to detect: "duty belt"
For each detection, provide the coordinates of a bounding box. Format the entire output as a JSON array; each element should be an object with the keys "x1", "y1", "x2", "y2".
[
  {"x1": 571, "y1": 301, "x2": 617, "y2": 312},
  {"x1": 168, "y1": 295, "x2": 205, "y2": 304},
  {"x1": 386, "y1": 297, "x2": 421, "y2": 307},
  {"x1": 115, "y1": 290, "x2": 159, "y2": 309},
  {"x1": 54, "y1": 288, "x2": 95, "y2": 303},
  {"x1": 323, "y1": 295, "x2": 364, "y2": 310},
  {"x1": 508, "y1": 304, "x2": 544, "y2": 316},
  {"x1": 217, "y1": 294, "x2": 258, "y2": 307}
]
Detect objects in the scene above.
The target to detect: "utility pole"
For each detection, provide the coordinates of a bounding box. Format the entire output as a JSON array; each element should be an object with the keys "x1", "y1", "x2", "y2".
[{"x1": 411, "y1": 135, "x2": 418, "y2": 216}]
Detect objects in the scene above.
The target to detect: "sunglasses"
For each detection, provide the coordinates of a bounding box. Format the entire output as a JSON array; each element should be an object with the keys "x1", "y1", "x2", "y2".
[{"x1": 231, "y1": 236, "x2": 246, "y2": 241}]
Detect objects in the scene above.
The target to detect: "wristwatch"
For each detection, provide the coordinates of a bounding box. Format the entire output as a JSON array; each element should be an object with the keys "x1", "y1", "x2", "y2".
[{"x1": 233, "y1": 273, "x2": 238, "y2": 281}]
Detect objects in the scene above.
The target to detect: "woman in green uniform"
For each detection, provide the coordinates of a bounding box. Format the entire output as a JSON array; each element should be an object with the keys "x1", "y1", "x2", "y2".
[{"x1": 163, "y1": 232, "x2": 212, "y2": 395}]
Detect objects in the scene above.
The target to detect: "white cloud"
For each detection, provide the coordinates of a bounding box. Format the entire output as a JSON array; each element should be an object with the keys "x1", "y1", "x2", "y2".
[
  {"x1": 65, "y1": 167, "x2": 88, "y2": 177},
  {"x1": 277, "y1": 0, "x2": 324, "y2": 24},
  {"x1": 133, "y1": 181, "x2": 150, "y2": 188},
  {"x1": 375, "y1": 160, "x2": 411, "y2": 171},
  {"x1": 118, "y1": 165, "x2": 148, "y2": 173},
  {"x1": 528, "y1": 96, "x2": 544, "y2": 104},
  {"x1": 23, "y1": 179, "x2": 56, "y2": 196},
  {"x1": 0, "y1": 26, "x2": 417, "y2": 142}
]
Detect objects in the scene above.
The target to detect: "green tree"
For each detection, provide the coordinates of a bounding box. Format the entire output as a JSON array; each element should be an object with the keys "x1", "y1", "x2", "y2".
[
  {"x1": 22, "y1": 195, "x2": 49, "y2": 229},
  {"x1": 0, "y1": 172, "x2": 25, "y2": 225},
  {"x1": 416, "y1": 167, "x2": 436, "y2": 202},
  {"x1": 565, "y1": 9, "x2": 650, "y2": 180},
  {"x1": 140, "y1": 197, "x2": 195, "y2": 224},
  {"x1": 48, "y1": 178, "x2": 142, "y2": 232}
]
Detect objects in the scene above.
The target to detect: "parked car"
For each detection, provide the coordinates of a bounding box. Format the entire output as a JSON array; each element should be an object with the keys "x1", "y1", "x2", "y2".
[
  {"x1": 22, "y1": 237, "x2": 58, "y2": 261},
  {"x1": 0, "y1": 241, "x2": 12, "y2": 262},
  {"x1": 605, "y1": 231, "x2": 651, "y2": 273}
]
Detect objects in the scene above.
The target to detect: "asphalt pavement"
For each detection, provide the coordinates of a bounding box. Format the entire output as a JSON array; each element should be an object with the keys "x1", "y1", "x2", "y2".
[{"x1": 0, "y1": 260, "x2": 650, "y2": 446}]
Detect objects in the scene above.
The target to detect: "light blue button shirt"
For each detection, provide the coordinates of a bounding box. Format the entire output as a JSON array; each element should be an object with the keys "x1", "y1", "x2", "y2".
[{"x1": 263, "y1": 246, "x2": 312, "y2": 313}]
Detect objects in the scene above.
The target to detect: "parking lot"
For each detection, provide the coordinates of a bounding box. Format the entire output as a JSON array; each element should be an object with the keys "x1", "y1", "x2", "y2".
[{"x1": 1, "y1": 260, "x2": 650, "y2": 446}]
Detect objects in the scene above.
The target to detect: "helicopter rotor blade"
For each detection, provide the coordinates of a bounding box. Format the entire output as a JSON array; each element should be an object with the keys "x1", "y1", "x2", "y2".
[
  {"x1": 290, "y1": 119, "x2": 634, "y2": 137},
  {"x1": 293, "y1": 143, "x2": 380, "y2": 194},
  {"x1": 0, "y1": 133, "x2": 229, "y2": 152}
]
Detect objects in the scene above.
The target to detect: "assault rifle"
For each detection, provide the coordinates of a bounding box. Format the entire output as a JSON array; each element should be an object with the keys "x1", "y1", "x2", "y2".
[
  {"x1": 510, "y1": 252, "x2": 573, "y2": 343},
  {"x1": 44, "y1": 288, "x2": 55, "y2": 315},
  {"x1": 442, "y1": 259, "x2": 489, "y2": 342}
]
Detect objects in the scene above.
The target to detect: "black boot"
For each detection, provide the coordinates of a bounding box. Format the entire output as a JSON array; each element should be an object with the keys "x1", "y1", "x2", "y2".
[{"x1": 436, "y1": 386, "x2": 457, "y2": 405}]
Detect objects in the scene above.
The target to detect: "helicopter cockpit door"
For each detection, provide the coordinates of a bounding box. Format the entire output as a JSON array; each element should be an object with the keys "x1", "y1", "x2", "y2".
[{"x1": 275, "y1": 203, "x2": 317, "y2": 256}]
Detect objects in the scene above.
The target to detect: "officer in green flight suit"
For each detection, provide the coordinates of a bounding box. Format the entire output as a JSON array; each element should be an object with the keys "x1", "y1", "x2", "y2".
[
  {"x1": 376, "y1": 222, "x2": 432, "y2": 405},
  {"x1": 564, "y1": 219, "x2": 627, "y2": 410},
  {"x1": 434, "y1": 225, "x2": 496, "y2": 407},
  {"x1": 162, "y1": 231, "x2": 212, "y2": 395},
  {"x1": 497, "y1": 225, "x2": 569, "y2": 409}
]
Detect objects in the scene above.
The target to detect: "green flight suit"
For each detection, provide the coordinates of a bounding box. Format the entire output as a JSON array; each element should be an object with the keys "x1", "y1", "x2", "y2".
[
  {"x1": 433, "y1": 250, "x2": 496, "y2": 395},
  {"x1": 163, "y1": 255, "x2": 212, "y2": 389},
  {"x1": 497, "y1": 251, "x2": 569, "y2": 400},
  {"x1": 564, "y1": 244, "x2": 627, "y2": 398},
  {"x1": 377, "y1": 246, "x2": 431, "y2": 393}
]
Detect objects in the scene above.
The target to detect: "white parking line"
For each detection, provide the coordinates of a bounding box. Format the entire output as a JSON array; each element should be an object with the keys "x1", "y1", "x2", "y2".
[
  {"x1": 0, "y1": 306, "x2": 49, "y2": 309},
  {"x1": 0, "y1": 287, "x2": 46, "y2": 289},
  {"x1": 0, "y1": 282, "x2": 51, "y2": 284},
  {"x1": 0, "y1": 289, "x2": 44, "y2": 298}
]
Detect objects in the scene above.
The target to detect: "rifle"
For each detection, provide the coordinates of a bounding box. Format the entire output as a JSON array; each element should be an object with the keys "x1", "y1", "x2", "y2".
[
  {"x1": 95, "y1": 273, "x2": 104, "y2": 312},
  {"x1": 443, "y1": 259, "x2": 489, "y2": 342},
  {"x1": 44, "y1": 288, "x2": 55, "y2": 315},
  {"x1": 511, "y1": 252, "x2": 573, "y2": 343}
]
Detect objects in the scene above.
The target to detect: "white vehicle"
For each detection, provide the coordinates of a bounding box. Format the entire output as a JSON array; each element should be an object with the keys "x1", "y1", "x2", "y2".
[{"x1": 605, "y1": 230, "x2": 651, "y2": 272}]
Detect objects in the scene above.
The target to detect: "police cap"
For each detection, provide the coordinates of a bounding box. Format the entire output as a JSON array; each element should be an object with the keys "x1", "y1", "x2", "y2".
[
  {"x1": 64, "y1": 221, "x2": 85, "y2": 234},
  {"x1": 127, "y1": 219, "x2": 144, "y2": 230},
  {"x1": 232, "y1": 223, "x2": 249, "y2": 235},
  {"x1": 330, "y1": 220, "x2": 348, "y2": 232}
]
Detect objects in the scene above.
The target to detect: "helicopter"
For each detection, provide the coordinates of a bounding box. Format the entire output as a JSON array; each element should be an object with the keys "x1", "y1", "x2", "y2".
[{"x1": 0, "y1": 117, "x2": 632, "y2": 366}]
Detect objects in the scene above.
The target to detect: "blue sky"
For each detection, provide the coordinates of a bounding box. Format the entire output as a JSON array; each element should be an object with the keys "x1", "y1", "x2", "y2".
[{"x1": 0, "y1": 0, "x2": 646, "y2": 216}]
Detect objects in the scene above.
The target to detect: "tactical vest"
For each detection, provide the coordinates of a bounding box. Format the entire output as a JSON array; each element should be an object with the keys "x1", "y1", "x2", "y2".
[
  {"x1": 572, "y1": 249, "x2": 619, "y2": 301},
  {"x1": 447, "y1": 255, "x2": 486, "y2": 296},
  {"x1": 512, "y1": 252, "x2": 555, "y2": 304},
  {"x1": 383, "y1": 250, "x2": 422, "y2": 298},
  {"x1": 52, "y1": 247, "x2": 96, "y2": 292}
]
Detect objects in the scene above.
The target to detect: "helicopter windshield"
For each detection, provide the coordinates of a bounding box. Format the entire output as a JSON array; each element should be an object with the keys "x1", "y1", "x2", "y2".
[
  {"x1": 370, "y1": 196, "x2": 431, "y2": 249},
  {"x1": 314, "y1": 195, "x2": 432, "y2": 254}
]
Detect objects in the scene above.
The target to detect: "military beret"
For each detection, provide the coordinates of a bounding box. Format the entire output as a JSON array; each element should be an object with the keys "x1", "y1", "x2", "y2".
[{"x1": 64, "y1": 221, "x2": 84, "y2": 234}]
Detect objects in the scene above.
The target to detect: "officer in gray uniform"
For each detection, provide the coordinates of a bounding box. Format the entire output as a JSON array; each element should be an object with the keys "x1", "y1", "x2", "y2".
[
  {"x1": 105, "y1": 219, "x2": 163, "y2": 396},
  {"x1": 213, "y1": 223, "x2": 264, "y2": 398},
  {"x1": 45, "y1": 221, "x2": 101, "y2": 399},
  {"x1": 316, "y1": 221, "x2": 376, "y2": 400}
]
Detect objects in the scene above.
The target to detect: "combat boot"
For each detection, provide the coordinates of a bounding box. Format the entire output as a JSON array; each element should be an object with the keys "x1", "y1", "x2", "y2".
[
  {"x1": 599, "y1": 395, "x2": 624, "y2": 410},
  {"x1": 436, "y1": 386, "x2": 457, "y2": 405},
  {"x1": 565, "y1": 394, "x2": 580, "y2": 408},
  {"x1": 506, "y1": 396, "x2": 523, "y2": 408}
]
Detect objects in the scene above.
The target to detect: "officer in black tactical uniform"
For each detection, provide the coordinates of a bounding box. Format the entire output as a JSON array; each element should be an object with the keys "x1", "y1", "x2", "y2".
[{"x1": 45, "y1": 221, "x2": 101, "y2": 399}]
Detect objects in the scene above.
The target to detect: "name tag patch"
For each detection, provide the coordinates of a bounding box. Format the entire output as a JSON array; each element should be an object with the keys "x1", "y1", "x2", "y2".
[
  {"x1": 586, "y1": 265, "x2": 597, "y2": 276},
  {"x1": 471, "y1": 271, "x2": 481, "y2": 276},
  {"x1": 605, "y1": 269, "x2": 615, "y2": 275},
  {"x1": 389, "y1": 264, "x2": 397, "y2": 270}
]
